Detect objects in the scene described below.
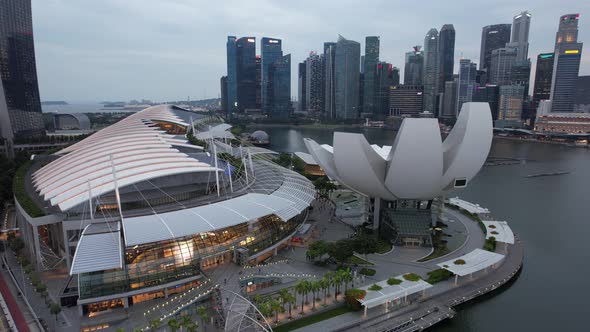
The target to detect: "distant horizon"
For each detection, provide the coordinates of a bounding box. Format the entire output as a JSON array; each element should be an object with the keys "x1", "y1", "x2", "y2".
[{"x1": 33, "y1": 0, "x2": 589, "y2": 101}]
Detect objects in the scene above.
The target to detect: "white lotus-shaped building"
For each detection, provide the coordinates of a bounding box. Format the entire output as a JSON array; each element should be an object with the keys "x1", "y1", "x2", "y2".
[{"x1": 304, "y1": 102, "x2": 493, "y2": 200}]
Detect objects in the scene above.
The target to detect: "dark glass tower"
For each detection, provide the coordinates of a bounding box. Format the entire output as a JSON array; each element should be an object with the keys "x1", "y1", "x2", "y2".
[
  {"x1": 268, "y1": 54, "x2": 291, "y2": 117},
  {"x1": 335, "y1": 35, "x2": 360, "y2": 119},
  {"x1": 438, "y1": 24, "x2": 456, "y2": 94},
  {"x1": 533, "y1": 53, "x2": 555, "y2": 110},
  {"x1": 457, "y1": 59, "x2": 477, "y2": 114},
  {"x1": 363, "y1": 36, "x2": 380, "y2": 116},
  {"x1": 225, "y1": 36, "x2": 238, "y2": 115},
  {"x1": 236, "y1": 37, "x2": 257, "y2": 112},
  {"x1": 323, "y1": 42, "x2": 337, "y2": 119},
  {"x1": 422, "y1": 28, "x2": 439, "y2": 114},
  {"x1": 0, "y1": 0, "x2": 44, "y2": 142},
  {"x1": 376, "y1": 62, "x2": 393, "y2": 117},
  {"x1": 550, "y1": 14, "x2": 583, "y2": 113},
  {"x1": 479, "y1": 24, "x2": 511, "y2": 78},
  {"x1": 261, "y1": 37, "x2": 283, "y2": 114},
  {"x1": 298, "y1": 61, "x2": 307, "y2": 112},
  {"x1": 220, "y1": 76, "x2": 227, "y2": 112},
  {"x1": 404, "y1": 46, "x2": 423, "y2": 86}
]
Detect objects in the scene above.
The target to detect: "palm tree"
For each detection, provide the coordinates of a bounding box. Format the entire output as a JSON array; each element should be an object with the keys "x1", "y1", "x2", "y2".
[
  {"x1": 304, "y1": 280, "x2": 312, "y2": 305},
  {"x1": 196, "y1": 306, "x2": 209, "y2": 330},
  {"x1": 319, "y1": 278, "x2": 329, "y2": 305},
  {"x1": 180, "y1": 315, "x2": 192, "y2": 332},
  {"x1": 149, "y1": 319, "x2": 161, "y2": 331},
  {"x1": 278, "y1": 288, "x2": 290, "y2": 311},
  {"x1": 333, "y1": 272, "x2": 343, "y2": 301},
  {"x1": 185, "y1": 322, "x2": 199, "y2": 332},
  {"x1": 294, "y1": 280, "x2": 306, "y2": 314},
  {"x1": 341, "y1": 268, "x2": 353, "y2": 294},
  {"x1": 258, "y1": 299, "x2": 273, "y2": 323},
  {"x1": 283, "y1": 291, "x2": 296, "y2": 318},
  {"x1": 168, "y1": 318, "x2": 179, "y2": 332},
  {"x1": 324, "y1": 272, "x2": 333, "y2": 298},
  {"x1": 310, "y1": 280, "x2": 320, "y2": 310},
  {"x1": 252, "y1": 293, "x2": 263, "y2": 305},
  {"x1": 269, "y1": 297, "x2": 282, "y2": 323},
  {"x1": 116, "y1": 328, "x2": 125, "y2": 332}
]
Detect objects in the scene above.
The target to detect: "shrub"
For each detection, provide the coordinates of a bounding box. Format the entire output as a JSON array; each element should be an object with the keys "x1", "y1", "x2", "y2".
[
  {"x1": 484, "y1": 237, "x2": 497, "y2": 252},
  {"x1": 426, "y1": 269, "x2": 454, "y2": 284},
  {"x1": 387, "y1": 278, "x2": 402, "y2": 285},
  {"x1": 13, "y1": 161, "x2": 45, "y2": 218},
  {"x1": 36, "y1": 283, "x2": 47, "y2": 293},
  {"x1": 344, "y1": 288, "x2": 366, "y2": 311},
  {"x1": 24, "y1": 264, "x2": 33, "y2": 274},
  {"x1": 359, "y1": 268, "x2": 376, "y2": 276},
  {"x1": 454, "y1": 259, "x2": 466, "y2": 265},
  {"x1": 489, "y1": 225, "x2": 497, "y2": 229},
  {"x1": 368, "y1": 284, "x2": 382, "y2": 291},
  {"x1": 403, "y1": 273, "x2": 421, "y2": 282},
  {"x1": 491, "y1": 231, "x2": 499, "y2": 235}
]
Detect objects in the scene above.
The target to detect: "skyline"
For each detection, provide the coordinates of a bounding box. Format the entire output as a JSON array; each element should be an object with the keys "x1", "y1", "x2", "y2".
[{"x1": 33, "y1": 0, "x2": 589, "y2": 102}]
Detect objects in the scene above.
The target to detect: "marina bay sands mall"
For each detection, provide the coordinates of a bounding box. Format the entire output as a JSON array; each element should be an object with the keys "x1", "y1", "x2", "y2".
[{"x1": 13, "y1": 102, "x2": 492, "y2": 321}]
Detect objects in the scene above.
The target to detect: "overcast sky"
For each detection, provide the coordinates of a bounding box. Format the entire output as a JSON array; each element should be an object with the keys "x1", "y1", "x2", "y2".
[{"x1": 32, "y1": 0, "x2": 589, "y2": 103}]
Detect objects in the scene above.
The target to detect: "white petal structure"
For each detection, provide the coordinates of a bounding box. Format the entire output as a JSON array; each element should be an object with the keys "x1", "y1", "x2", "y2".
[{"x1": 304, "y1": 102, "x2": 493, "y2": 200}]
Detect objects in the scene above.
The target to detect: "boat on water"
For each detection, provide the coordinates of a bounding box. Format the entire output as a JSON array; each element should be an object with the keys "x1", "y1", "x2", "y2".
[{"x1": 525, "y1": 171, "x2": 570, "y2": 178}]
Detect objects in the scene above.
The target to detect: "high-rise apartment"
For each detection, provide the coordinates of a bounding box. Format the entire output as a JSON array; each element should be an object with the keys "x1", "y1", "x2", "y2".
[
  {"x1": 438, "y1": 25, "x2": 456, "y2": 93},
  {"x1": 480, "y1": 24, "x2": 511, "y2": 77},
  {"x1": 404, "y1": 46, "x2": 424, "y2": 86},
  {"x1": 334, "y1": 35, "x2": 360, "y2": 119},
  {"x1": 489, "y1": 47, "x2": 517, "y2": 85},
  {"x1": 0, "y1": 0, "x2": 44, "y2": 143},
  {"x1": 305, "y1": 52, "x2": 324, "y2": 114},
  {"x1": 498, "y1": 85, "x2": 525, "y2": 121},
  {"x1": 422, "y1": 28, "x2": 439, "y2": 114},
  {"x1": 363, "y1": 36, "x2": 380, "y2": 115},
  {"x1": 550, "y1": 14, "x2": 583, "y2": 113}
]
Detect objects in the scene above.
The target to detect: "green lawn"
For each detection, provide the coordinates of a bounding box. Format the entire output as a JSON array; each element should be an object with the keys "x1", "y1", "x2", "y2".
[
  {"x1": 273, "y1": 306, "x2": 352, "y2": 332},
  {"x1": 345, "y1": 255, "x2": 373, "y2": 265}
]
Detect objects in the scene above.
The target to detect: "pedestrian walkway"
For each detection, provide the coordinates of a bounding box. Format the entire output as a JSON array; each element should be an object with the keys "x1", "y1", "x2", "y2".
[{"x1": 0, "y1": 272, "x2": 30, "y2": 332}]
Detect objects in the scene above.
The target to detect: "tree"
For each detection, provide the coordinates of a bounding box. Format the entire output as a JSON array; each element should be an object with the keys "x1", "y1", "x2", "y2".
[
  {"x1": 278, "y1": 288, "x2": 290, "y2": 311},
  {"x1": 196, "y1": 306, "x2": 209, "y2": 330},
  {"x1": 180, "y1": 315, "x2": 192, "y2": 332},
  {"x1": 319, "y1": 278, "x2": 330, "y2": 305},
  {"x1": 49, "y1": 303, "x2": 61, "y2": 322},
  {"x1": 307, "y1": 240, "x2": 329, "y2": 261},
  {"x1": 269, "y1": 297, "x2": 281, "y2": 323},
  {"x1": 294, "y1": 280, "x2": 307, "y2": 314},
  {"x1": 168, "y1": 318, "x2": 179, "y2": 332},
  {"x1": 283, "y1": 290, "x2": 296, "y2": 318},
  {"x1": 149, "y1": 319, "x2": 162, "y2": 330},
  {"x1": 340, "y1": 268, "x2": 353, "y2": 294},
  {"x1": 116, "y1": 328, "x2": 125, "y2": 332},
  {"x1": 327, "y1": 240, "x2": 354, "y2": 263}
]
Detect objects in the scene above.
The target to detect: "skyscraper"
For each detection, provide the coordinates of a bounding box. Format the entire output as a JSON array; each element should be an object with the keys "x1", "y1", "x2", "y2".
[
  {"x1": 422, "y1": 28, "x2": 439, "y2": 114},
  {"x1": 389, "y1": 85, "x2": 424, "y2": 116},
  {"x1": 404, "y1": 46, "x2": 423, "y2": 85},
  {"x1": 507, "y1": 11, "x2": 532, "y2": 62},
  {"x1": 0, "y1": 0, "x2": 45, "y2": 142},
  {"x1": 441, "y1": 78, "x2": 458, "y2": 120},
  {"x1": 334, "y1": 35, "x2": 360, "y2": 119},
  {"x1": 256, "y1": 56, "x2": 262, "y2": 109},
  {"x1": 305, "y1": 52, "x2": 324, "y2": 114},
  {"x1": 457, "y1": 59, "x2": 477, "y2": 114},
  {"x1": 268, "y1": 54, "x2": 291, "y2": 117},
  {"x1": 236, "y1": 37, "x2": 257, "y2": 111},
  {"x1": 375, "y1": 62, "x2": 393, "y2": 117},
  {"x1": 261, "y1": 37, "x2": 283, "y2": 114},
  {"x1": 226, "y1": 36, "x2": 238, "y2": 115},
  {"x1": 324, "y1": 42, "x2": 337, "y2": 118},
  {"x1": 220, "y1": 76, "x2": 227, "y2": 112},
  {"x1": 510, "y1": 60, "x2": 531, "y2": 96},
  {"x1": 480, "y1": 24, "x2": 511, "y2": 77},
  {"x1": 489, "y1": 47, "x2": 517, "y2": 85},
  {"x1": 550, "y1": 14, "x2": 583, "y2": 113},
  {"x1": 498, "y1": 85, "x2": 525, "y2": 121},
  {"x1": 473, "y1": 85, "x2": 500, "y2": 120},
  {"x1": 363, "y1": 36, "x2": 380, "y2": 115},
  {"x1": 532, "y1": 53, "x2": 554, "y2": 110},
  {"x1": 298, "y1": 61, "x2": 307, "y2": 112},
  {"x1": 438, "y1": 24, "x2": 456, "y2": 93}
]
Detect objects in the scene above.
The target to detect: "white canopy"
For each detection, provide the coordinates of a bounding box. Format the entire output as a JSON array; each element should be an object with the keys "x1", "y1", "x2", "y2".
[
  {"x1": 482, "y1": 220, "x2": 515, "y2": 244},
  {"x1": 70, "y1": 224, "x2": 123, "y2": 274},
  {"x1": 448, "y1": 197, "x2": 490, "y2": 215},
  {"x1": 437, "y1": 248, "x2": 505, "y2": 276},
  {"x1": 358, "y1": 275, "x2": 433, "y2": 309}
]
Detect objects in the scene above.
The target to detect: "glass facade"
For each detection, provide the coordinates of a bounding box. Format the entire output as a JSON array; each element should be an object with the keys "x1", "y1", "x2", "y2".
[
  {"x1": 479, "y1": 24, "x2": 511, "y2": 79},
  {"x1": 268, "y1": 54, "x2": 291, "y2": 118},
  {"x1": 236, "y1": 37, "x2": 257, "y2": 111},
  {"x1": 532, "y1": 53, "x2": 554, "y2": 110},
  {"x1": 261, "y1": 37, "x2": 283, "y2": 114},
  {"x1": 438, "y1": 25, "x2": 456, "y2": 94},
  {"x1": 78, "y1": 212, "x2": 305, "y2": 300},
  {"x1": 226, "y1": 36, "x2": 238, "y2": 115},
  {"x1": 422, "y1": 28, "x2": 439, "y2": 114},
  {"x1": 0, "y1": 0, "x2": 44, "y2": 141},
  {"x1": 363, "y1": 36, "x2": 380, "y2": 116},
  {"x1": 335, "y1": 36, "x2": 360, "y2": 119}
]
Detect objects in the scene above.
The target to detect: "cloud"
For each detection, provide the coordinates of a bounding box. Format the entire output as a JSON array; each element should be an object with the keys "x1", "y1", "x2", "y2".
[{"x1": 32, "y1": 0, "x2": 590, "y2": 102}]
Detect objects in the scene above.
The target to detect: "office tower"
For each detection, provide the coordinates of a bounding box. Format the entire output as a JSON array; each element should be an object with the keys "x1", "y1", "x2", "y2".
[
  {"x1": 375, "y1": 62, "x2": 394, "y2": 117},
  {"x1": 574, "y1": 76, "x2": 590, "y2": 112},
  {"x1": 550, "y1": 14, "x2": 583, "y2": 113},
  {"x1": 0, "y1": 0, "x2": 45, "y2": 142},
  {"x1": 510, "y1": 60, "x2": 531, "y2": 97},
  {"x1": 392, "y1": 67, "x2": 400, "y2": 86},
  {"x1": 480, "y1": 24, "x2": 511, "y2": 77},
  {"x1": 438, "y1": 24, "x2": 455, "y2": 93},
  {"x1": 422, "y1": 28, "x2": 439, "y2": 114},
  {"x1": 441, "y1": 78, "x2": 458, "y2": 119},
  {"x1": 363, "y1": 36, "x2": 380, "y2": 115},
  {"x1": 334, "y1": 35, "x2": 360, "y2": 119},
  {"x1": 268, "y1": 54, "x2": 291, "y2": 117},
  {"x1": 404, "y1": 46, "x2": 423, "y2": 85},
  {"x1": 226, "y1": 36, "x2": 238, "y2": 115},
  {"x1": 236, "y1": 37, "x2": 257, "y2": 111},
  {"x1": 498, "y1": 85, "x2": 525, "y2": 121},
  {"x1": 220, "y1": 76, "x2": 227, "y2": 112},
  {"x1": 507, "y1": 11, "x2": 532, "y2": 62},
  {"x1": 389, "y1": 85, "x2": 424, "y2": 116},
  {"x1": 532, "y1": 53, "x2": 554, "y2": 109},
  {"x1": 256, "y1": 56, "x2": 262, "y2": 109},
  {"x1": 457, "y1": 59, "x2": 478, "y2": 114},
  {"x1": 324, "y1": 42, "x2": 337, "y2": 118},
  {"x1": 489, "y1": 47, "x2": 517, "y2": 85},
  {"x1": 473, "y1": 85, "x2": 500, "y2": 120},
  {"x1": 305, "y1": 52, "x2": 324, "y2": 114},
  {"x1": 261, "y1": 37, "x2": 283, "y2": 114},
  {"x1": 298, "y1": 61, "x2": 307, "y2": 112}
]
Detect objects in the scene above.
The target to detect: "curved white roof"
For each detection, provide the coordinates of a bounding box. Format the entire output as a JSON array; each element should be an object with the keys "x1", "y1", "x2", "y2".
[
  {"x1": 33, "y1": 105, "x2": 217, "y2": 212},
  {"x1": 304, "y1": 102, "x2": 493, "y2": 200}
]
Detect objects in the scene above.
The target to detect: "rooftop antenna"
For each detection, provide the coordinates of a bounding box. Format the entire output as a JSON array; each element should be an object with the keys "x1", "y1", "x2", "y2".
[{"x1": 109, "y1": 155, "x2": 124, "y2": 221}]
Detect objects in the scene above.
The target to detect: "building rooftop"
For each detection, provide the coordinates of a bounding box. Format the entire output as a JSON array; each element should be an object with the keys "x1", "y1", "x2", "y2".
[{"x1": 437, "y1": 248, "x2": 505, "y2": 276}]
